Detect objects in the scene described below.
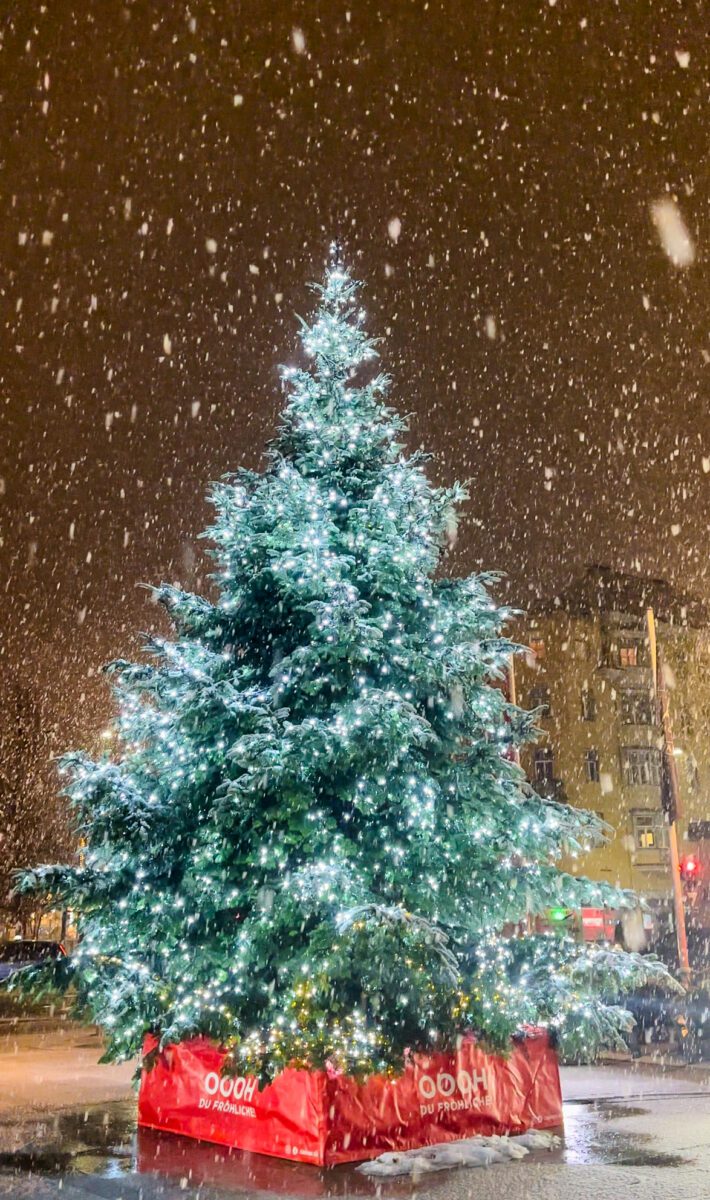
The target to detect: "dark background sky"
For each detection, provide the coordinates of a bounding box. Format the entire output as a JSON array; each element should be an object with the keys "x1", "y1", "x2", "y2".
[{"x1": 1, "y1": 0, "x2": 709, "y2": 756}]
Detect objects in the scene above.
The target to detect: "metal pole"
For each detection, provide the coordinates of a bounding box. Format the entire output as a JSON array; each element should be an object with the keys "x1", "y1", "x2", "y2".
[
  {"x1": 645, "y1": 607, "x2": 691, "y2": 984},
  {"x1": 509, "y1": 654, "x2": 534, "y2": 934},
  {"x1": 507, "y1": 654, "x2": 520, "y2": 767}
]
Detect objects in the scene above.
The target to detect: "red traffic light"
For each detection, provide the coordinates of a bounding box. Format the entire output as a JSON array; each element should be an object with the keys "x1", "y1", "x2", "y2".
[{"x1": 680, "y1": 855, "x2": 700, "y2": 881}]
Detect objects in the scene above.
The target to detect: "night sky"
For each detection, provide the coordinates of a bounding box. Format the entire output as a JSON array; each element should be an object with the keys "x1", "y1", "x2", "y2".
[{"x1": 2, "y1": 0, "x2": 709, "y2": 754}]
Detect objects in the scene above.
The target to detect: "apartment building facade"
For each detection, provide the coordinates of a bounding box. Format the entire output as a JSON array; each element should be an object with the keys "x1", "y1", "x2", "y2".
[{"x1": 515, "y1": 568, "x2": 710, "y2": 927}]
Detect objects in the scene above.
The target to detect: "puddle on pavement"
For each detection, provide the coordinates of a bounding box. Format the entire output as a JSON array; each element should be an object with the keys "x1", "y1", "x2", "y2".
[
  {"x1": 611, "y1": 1149, "x2": 688, "y2": 1168},
  {"x1": 0, "y1": 1099, "x2": 136, "y2": 1177},
  {"x1": 588, "y1": 1102, "x2": 648, "y2": 1120},
  {"x1": 0, "y1": 1097, "x2": 692, "y2": 1192},
  {"x1": 561, "y1": 1101, "x2": 690, "y2": 1170}
]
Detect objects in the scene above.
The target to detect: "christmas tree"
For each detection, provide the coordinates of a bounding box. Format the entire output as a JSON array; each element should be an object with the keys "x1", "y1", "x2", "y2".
[{"x1": 17, "y1": 251, "x2": 671, "y2": 1077}]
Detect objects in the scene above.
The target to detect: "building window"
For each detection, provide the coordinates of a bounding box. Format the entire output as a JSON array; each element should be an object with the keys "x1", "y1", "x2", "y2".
[
  {"x1": 581, "y1": 689, "x2": 596, "y2": 721},
  {"x1": 620, "y1": 689, "x2": 654, "y2": 726},
  {"x1": 676, "y1": 700, "x2": 696, "y2": 739},
  {"x1": 584, "y1": 749, "x2": 600, "y2": 783},
  {"x1": 530, "y1": 684, "x2": 552, "y2": 717},
  {"x1": 621, "y1": 746, "x2": 661, "y2": 787},
  {"x1": 685, "y1": 754, "x2": 700, "y2": 794},
  {"x1": 631, "y1": 810, "x2": 669, "y2": 851},
  {"x1": 534, "y1": 747, "x2": 555, "y2": 784},
  {"x1": 619, "y1": 641, "x2": 639, "y2": 668},
  {"x1": 688, "y1": 820, "x2": 710, "y2": 840},
  {"x1": 529, "y1": 638, "x2": 546, "y2": 661}
]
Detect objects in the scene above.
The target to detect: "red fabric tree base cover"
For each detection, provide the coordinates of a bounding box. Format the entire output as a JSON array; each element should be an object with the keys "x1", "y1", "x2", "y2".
[{"x1": 137, "y1": 1030, "x2": 562, "y2": 1165}]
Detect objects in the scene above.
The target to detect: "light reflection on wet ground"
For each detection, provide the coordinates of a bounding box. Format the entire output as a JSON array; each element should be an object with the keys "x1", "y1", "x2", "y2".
[
  {"x1": 560, "y1": 1100, "x2": 689, "y2": 1169},
  {"x1": 0, "y1": 1089, "x2": 696, "y2": 1195}
]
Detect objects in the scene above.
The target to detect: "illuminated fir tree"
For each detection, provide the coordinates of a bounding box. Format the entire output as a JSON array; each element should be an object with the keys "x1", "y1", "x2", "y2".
[{"x1": 17, "y1": 251, "x2": 672, "y2": 1076}]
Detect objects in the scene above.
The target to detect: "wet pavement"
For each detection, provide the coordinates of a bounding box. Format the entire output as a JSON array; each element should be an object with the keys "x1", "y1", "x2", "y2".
[{"x1": 0, "y1": 1034, "x2": 708, "y2": 1198}]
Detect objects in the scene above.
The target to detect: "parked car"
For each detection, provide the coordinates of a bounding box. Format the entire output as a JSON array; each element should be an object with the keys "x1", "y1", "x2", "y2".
[
  {"x1": 0, "y1": 939, "x2": 66, "y2": 983},
  {"x1": 631, "y1": 925, "x2": 710, "y2": 1061},
  {"x1": 652, "y1": 926, "x2": 710, "y2": 975},
  {"x1": 678, "y1": 988, "x2": 710, "y2": 1061},
  {"x1": 621, "y1": 983, "x2": 710, "y2": 1062}
]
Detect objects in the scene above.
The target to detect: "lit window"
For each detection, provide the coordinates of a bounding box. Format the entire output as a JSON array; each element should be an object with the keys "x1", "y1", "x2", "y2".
[
  {"x1": 529, "y1": 638, "x2": 546, "y2": 661},
  {"x1": 631, "y1": 810, "x2": 669, "y2": 851},
  {"x1": 619, "y1": 642, "x2": 638, "y2": 668},
  {"x1": 621, "y1": 747, "x2": 661, "y2": 787},
  {"x1": 585, "y1": 749, "x2": 600, "y2": 783}
]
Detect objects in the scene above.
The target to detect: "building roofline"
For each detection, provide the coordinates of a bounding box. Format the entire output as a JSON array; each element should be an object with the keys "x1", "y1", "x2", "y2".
[{"x1": 525, "y1": 565, "x2": 709, "y2": 627}]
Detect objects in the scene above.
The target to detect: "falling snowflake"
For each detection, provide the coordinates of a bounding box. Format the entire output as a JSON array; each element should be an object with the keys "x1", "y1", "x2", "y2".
[{"x1": 650, "y1": 198, "x2": 695, "y2": 267}]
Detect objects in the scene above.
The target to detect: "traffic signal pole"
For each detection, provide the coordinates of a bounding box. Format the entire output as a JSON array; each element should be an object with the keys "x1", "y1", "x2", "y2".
[
  {"x1": 508, "y1": 655, "x2": 535, "y2": 935},
  {"x1": 645, "y1": 607, "x2": 691, "y2": 985},
  {"x1": 507, "y1": 654, "x2": 520, "y2": 767}
]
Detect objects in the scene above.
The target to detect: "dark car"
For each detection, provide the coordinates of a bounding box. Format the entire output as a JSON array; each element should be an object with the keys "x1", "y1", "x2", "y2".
[
  {"x1": 621, "y1": 983, "x2": 710, "y2": 1062},
  {"x1": 652, "y1": 926, "x2": 710, "y2": 975},
  {"x1": 0, "y1": 940, "x2": 66, "y2": 984},
  {"x1": 637, "y1": 925, "x2": 710, "y2": 1061}
]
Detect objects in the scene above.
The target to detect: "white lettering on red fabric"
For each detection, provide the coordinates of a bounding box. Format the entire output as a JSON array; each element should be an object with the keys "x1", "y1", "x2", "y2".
[
  {"x1": 417, "y1": 1067, "x2": 490, "y2": 1116},
  {"x1": 201, "y1": 1070, "x2": 258, "y2": 1116}
]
